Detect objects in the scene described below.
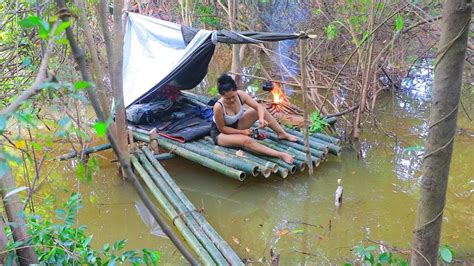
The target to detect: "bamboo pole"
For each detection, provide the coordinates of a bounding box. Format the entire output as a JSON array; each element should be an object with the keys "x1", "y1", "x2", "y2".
[
  {"x1": 136, "y1": 152, "x2": 228, "y2": 264},
  {"x1": 283, "y1": 128, "x2": 341, "y2": 155},
  {"x1": 132, "y1": 131, "x2": 246, "y2": 181},
  {"x1": 58, "y1": 143, "x2": 112, "y2": 161},
  {"x1": 142, "y1": 148, "x2": 244, "y2": 265},
  {"x1": 194, "y1": 140, "x2": 272, "y2": 178},
  {"x1": 258, "y1": 140, "x2": 305, "y2": 162},
  {"x1": 258, "y1": 130, "x2": 327, "y2": 159},
  {"x1": 177, "y1": 141, "x2": 260, "y2": 177},
  {"x1": 130, "y1": 156, "x2": 216, "y2": 265},
  {"x1": 262, "y1": 129, "x2": 330, "y2": 154},
  {"x1": 262, "y1": 139, "x2": 321, "y2": 167},
  {"x1": 198, "y1": 139, "x2": 288, "y2": 178},
  {"x1": 155, "y1": 153, "x2": 176, "y2": 161},
  {"x1": 197, "y1": 139, "x2": 279, "y2": 173},
  {"x1": 299, "y1": 37, "x2": 313, "y2": 175},
  {"x1": 312, "y1": 132, "x2": 340, "y2": 144}
]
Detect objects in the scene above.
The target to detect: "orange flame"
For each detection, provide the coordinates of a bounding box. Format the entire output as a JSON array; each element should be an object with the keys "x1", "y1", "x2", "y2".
[{"x1": 271, "y1": 83, "x2": 287, "y2": 104}]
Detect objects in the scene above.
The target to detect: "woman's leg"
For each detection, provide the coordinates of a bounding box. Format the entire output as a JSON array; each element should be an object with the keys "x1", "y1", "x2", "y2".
[
  {"x1": 238, "y1": 108, "x2": 297, "y2": 141},
  {"x1": 217, "y1": 133, "x2": 294, "y2": 164}
]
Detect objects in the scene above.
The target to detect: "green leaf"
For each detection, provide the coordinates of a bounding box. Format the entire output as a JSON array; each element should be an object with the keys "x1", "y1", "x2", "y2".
[
  {"x1": 440, "y1": 246, "x2": 453, "y2": 263},
  {"x1": 377, "y1": 2, "x2": 385, "y2": 10},
  {"x1": 292, "y1": 229, "x2": 304, "y2": 234},
  {"x1": 149, "y1": 251, "x2": 160, "y2": 264},
  {"x1": 74, "y1": 81, "x2": 92, "y2": 91},
  {"x1": 325, "y1": 23, "x2": 338, "y2": 40},
  {"x1": 55, "y1": 38, "x2": 69, "y2": 45},
  {"x1": 378, "y1": 252, "x2": 391, "y2": 263},
  {"x1": 209, "y1": 86, "x2": 218, "y2": 96},
  {"x1": 54, "y1": 21, "x2": 71, "y2": 36},
  {"x1": 19, "y1": 16, "x2": 42, "y2": 28},
  {"x1": 77, "y1": 161, "x2": 86, "y2": 182},
  {"x1": 93, "y1": 121, "x2": 108, "y2": 137},
  {"x1": 351, "y1": 16, "x2": 360, "y2": 28},
  {"x1": 312, "y1": 8, "x2": 322, "y2": 15},
  {"x1": 395, "y1": 15, "x2": 404, "y2": 32}
]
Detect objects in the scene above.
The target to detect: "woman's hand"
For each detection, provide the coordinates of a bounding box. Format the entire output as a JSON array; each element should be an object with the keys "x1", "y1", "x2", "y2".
[
  {"x1": 258, "y1": 119, "x2": 268, "y2": 129},
  {"x1": 240, "y1": 128, "x2": 252, "y2": 136}
]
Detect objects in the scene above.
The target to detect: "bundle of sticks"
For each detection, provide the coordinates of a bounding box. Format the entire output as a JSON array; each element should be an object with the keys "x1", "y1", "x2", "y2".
[
  {"x1": 260, "y1": 100, "x2": 304, "y2": 128},
  {"x1": 263, "y1": 100, "x2": 303, "y2": 116}
]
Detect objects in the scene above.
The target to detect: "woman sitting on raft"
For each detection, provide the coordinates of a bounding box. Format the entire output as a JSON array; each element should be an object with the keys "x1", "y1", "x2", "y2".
[{"x1": 210, "y1": 73, "x2": 297, "y2": 164}]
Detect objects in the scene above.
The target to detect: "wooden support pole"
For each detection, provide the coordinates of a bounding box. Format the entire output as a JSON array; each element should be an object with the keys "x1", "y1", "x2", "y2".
[{"x1": 299, "y1": 37, "x2": 313, "y2": 175}]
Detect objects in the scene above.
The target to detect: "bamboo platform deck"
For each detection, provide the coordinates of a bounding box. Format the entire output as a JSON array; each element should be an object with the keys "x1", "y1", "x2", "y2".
[
  {"x1": 131, "y1": 127, "x2": 340, "y2": 181},
  {"x1": 130, "y1": 146, "x2": 243, "y2": 265},
  {"x1": 129, "y1": 92, "x2": 341, "y2": 181}
]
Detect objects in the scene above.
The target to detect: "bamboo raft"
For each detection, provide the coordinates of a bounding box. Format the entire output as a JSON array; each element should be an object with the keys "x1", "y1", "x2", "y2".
[
  {"x1": 130, "y1": 146, "x2": 243, "y2": 265},
  {"x1": 129, "y1": 92, "x2": 342, "y2": 181}
]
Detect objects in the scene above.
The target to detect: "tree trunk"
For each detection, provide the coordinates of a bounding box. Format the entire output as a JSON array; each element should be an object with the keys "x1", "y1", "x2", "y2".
[
  {"x1": 229, "y1": 0, "x2": 241, "y2": 87},
  {"x1": 76, "y1": 0, "x2": 110, "y2": 119},
  {"x1": 411, "y1": 1, "x2": 471, "y2": 265},
  {"x1": 112, "y1": 0, "x2": 130, "y2": 175},
  {"x1": 0, "y1": 161, "x2": 38, "y2": 264},
  {"x1": 0, "y1": 216, "x2": 11, "y2": 264}
]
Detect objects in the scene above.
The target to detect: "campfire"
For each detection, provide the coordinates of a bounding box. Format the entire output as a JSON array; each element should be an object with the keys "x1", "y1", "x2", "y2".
[{"x1": 266, "y1": 82, "x2": 303, "y2": 116}]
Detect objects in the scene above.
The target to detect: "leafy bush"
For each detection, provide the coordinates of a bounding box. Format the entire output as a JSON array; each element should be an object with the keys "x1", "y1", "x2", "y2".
[
  {"x1": 309, "y1": 111, "x2": 329, "y2": 133},
  {"x1": 5, "y1": 193, "x2": 160, "y2": 265},
  {"x1": 346, "y1": 244, "x2": 408, "y2": 265}
]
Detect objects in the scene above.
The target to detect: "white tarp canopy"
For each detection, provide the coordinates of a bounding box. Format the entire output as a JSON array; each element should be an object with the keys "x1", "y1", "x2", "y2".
[{"x1": 122, "y1": 12, "x2": 213, "y2": 107}]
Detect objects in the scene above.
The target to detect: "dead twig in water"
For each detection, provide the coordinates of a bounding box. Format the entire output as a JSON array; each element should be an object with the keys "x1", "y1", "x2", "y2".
[
  {"x1": 291, "y1": 248, "x2": 318, "y2": 257},
  {"x1": 287, "y1": 220, "x2": 324, "y2": 229}
]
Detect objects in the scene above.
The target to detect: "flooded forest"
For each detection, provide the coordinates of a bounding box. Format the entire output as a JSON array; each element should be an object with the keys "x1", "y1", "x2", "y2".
[{"x1": 0, "y1": 0, "x2": 472, "y2": 265}]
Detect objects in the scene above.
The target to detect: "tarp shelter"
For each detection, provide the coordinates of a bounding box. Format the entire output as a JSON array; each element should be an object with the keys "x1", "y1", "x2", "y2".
[{"x1": 123, "y1": 12, "x2": 307, "y2": 108}]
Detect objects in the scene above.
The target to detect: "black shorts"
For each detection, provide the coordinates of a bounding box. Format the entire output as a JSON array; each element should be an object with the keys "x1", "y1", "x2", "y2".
[{"x1": 210, "y1": 120, "x2": 239, "y2": 144}]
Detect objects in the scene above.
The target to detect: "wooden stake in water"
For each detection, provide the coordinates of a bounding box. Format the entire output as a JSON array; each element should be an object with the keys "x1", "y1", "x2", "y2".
[{"x1": 299, "y1": 36, "x2": 313, "y2": 174}]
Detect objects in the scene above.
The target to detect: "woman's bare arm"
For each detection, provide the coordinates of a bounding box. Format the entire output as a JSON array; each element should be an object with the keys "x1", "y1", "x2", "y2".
[{"x1": 238, "y1": 91, "x2": 267, "y2": 128}]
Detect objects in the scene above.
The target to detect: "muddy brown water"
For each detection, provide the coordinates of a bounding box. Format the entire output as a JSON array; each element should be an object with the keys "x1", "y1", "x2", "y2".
[{"x1": 44, "y1": 79, "x2": 474, "y2": 265}]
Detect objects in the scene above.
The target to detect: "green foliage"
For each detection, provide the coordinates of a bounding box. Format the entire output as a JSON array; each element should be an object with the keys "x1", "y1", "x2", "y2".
[
  {"x1": 325, "y1": 23, "x2": 338, "y2": 40},
  {"x1": 351, "y1": 244, "x2": 408, "y2": 265},
  {"x1": 196, "y1": 3, "x2": 220, "y2": 28},
  {"x1": 312, "y1": 8, "x2": 322, "y2": 15},
  {"x1": 77, "y1": 157, "x2": 100, "y2": 183},
  {"x1": 395, "y1": 15, "x2": 404, "y2": 32},
  {"x1": 309, "y1": 111, "x2": 329, "y2": 133},
  {"x1": 74, "y1": 80, "x2": 93, "y2": 91},
  {"x1": 19, "y1": 15, "x2": 70, "y2": 43},
  {"x1": 440, "y1": 245, "x2": 454, "y2": 263},
  {"x1": 208, "y1": 86, "x2": 218, "y2": 96},
  {"x1": 5, "y1": 193, "x2": 161, "y2": 265},
  {"x1": 93, "y1": 121, "x2": 109, "y2": 137}
]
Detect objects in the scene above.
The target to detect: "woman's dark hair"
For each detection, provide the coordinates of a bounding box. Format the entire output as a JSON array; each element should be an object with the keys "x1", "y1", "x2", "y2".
[{"x1": 217, "y1": 73, "x2": 237, "y2": 95}]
